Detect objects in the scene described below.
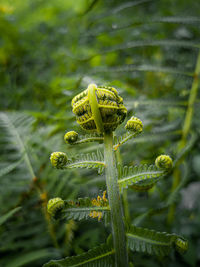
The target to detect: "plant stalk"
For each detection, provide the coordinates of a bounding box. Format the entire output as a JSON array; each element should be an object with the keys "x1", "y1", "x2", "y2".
[
  {"x1": 104, "y1": 131, "x2": 129, "y2": 267},
  {"x1": 167, "y1": 50, "x2": 200, "y2": 224}
]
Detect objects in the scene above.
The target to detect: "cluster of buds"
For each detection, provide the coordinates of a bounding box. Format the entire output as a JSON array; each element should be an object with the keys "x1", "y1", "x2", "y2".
[{"x1": 71, "y1": 84, "x2": 127, "y2": 133}]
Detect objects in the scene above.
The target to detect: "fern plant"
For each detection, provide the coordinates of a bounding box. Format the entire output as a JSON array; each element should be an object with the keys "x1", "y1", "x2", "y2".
[{"x1": 44, "y1": 84, "x2": 188, "y2": 267}]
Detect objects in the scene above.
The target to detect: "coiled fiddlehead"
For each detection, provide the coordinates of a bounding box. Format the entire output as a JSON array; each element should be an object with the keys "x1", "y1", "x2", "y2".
[
  {"x1": 71, "y1": 84, "x2": 127, "y2": 133},
  {"x1": 175, "y1": 237, "x2": 188, "y2": 254},
  {"x1": 50, "y1": 152, "x2": 68, "y2": 169},
  {"x1": 47, "y1": 197, "x2": 65, "y2": 218},
  {"x1": 125, "y1": 116, "x2": 143, "y2": 135},
  {"x1": 155, "y1": 155, "x2": 173, "y2": 171},
  {"x1": 64, "y1": 131, "x2": 78, "y2": 144}
]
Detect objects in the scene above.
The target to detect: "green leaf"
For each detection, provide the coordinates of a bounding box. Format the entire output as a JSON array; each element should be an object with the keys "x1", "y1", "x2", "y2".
[
  {"x1": 0, "y1": 158, "x2": 24, "y2": 178},
  {"x1": 127, "y1": 225, "x2": 185, "y2": 256},
  {"x1": 93, "y1": 64, "x2": 193, "y2": 77},
  {"x1": 61, "y1": 197, "x2": 110, "y2": 221},
  {"x1": 103, "y1": 40, "x2": 200, "y2": 54},
  {"x1": 7, "y1": 249, "x2": 54, "y2": 267},
  {"x1": 72, "y1": 133, "x2": 104, "y2": 145},
  {"x1": 0, "y1": 112, "x2": 35, "y2": 179},
  {"x1": 113, "y1": 132, "x2": 137, "y2": 150},
  {"x1": 64, "y1": 151, "x2": 105, "y2": 174},
  {"x1": 118, "y1": 164, "x2": 165, "y2": 191},
  {"x1": 43, "y1": 243, "x2": 114, "y2": 267},
  {"x1": 63, "y1": 206, "x2": 110, "y2": 221},
  {"x1": 0, "y1": 207, "x2": 21, "y2": 226}
]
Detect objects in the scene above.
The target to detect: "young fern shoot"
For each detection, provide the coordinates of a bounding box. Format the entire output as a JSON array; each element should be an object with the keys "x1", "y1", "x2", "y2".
[{"x1": 44, "y1": 84, "x2": 188, "y2": 267}]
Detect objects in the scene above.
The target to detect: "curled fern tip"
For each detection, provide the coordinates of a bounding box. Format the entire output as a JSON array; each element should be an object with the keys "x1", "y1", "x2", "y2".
[
  {"x1": 50, "y1": 152, "x2": 68, "y2": 169},
  {"x1": 47, "y1": 197, "x2": 65, "y2": 218},
  {"x1": 125, "y1": 116, "x2": 143, "y2": 134},
  {"x1": 175, "y1": 237, "x2": 188, "y2": 254},
  {"x1": 64, "y1": 131, "x2": 78, "y2": 144},
  {"x1": 71, "y1": 84, "x2": 127, "y2": 133},
  {"x1": 155, "y1": 155, "x2": 173, "y2": 170}
]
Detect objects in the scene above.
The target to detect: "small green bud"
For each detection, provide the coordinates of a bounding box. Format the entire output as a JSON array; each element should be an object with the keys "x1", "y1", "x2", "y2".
[
  {"x1": 175, "y1": 237, "x2": 188, "y2": 254},
  {"x1": 47, "y1": 197, "x2": 65, "y2": 218},
  {"x1": 64, "y1": 131, "x2": 78, "y2": 144},
  {"x1": 50, "y1": 152, "x2": 67, "y2": 169},
  {"x1": 155, "y1": 155, "x2": 173, "y2": 170},
  {"x1": 125, "y1": 116, "x2": 143, "y2": 134}
]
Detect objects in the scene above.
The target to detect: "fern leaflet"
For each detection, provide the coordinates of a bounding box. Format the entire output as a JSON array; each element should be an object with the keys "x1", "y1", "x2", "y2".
[
  {"x1": 61, "y1": 196, "x2": 110, "y2": 221},
  {"x1": 43, "y1": 243, "x2": 114, "y2": 267},
  {"x1": 127, "y1": 225, "x2": 186, "y2": 256},
  {"x1": 118, "y1": 164, "x2": 165, "y2": 191},
  {"x1": 113, "y1": 132, "x2": 137, "y2": 150},
  {"x1": 64, "y1": 151, "x2": 105, "y2": 174},
  {"x1": 0, "y1": 157, "x2": 24, "y2": 178},
  {"x1": 73, "y1": 133, "x2": 104, "y2": 145}
]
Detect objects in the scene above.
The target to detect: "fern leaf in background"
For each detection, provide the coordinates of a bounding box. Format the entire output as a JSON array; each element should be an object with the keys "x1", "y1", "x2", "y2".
[
  {"x1": 118, "y1": 164, "x2": 165, "y2": 191},
  {"x1": 44, "y1": 243, "x2": 114, "y2": 267}
]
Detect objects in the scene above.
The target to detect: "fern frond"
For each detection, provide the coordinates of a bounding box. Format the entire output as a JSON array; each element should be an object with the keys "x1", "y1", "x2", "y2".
[
  {"x1": 62, "y1": 151, "x2": 105, "y2": 174},
  {"x1": 86, "y1": 16, "x2": 200, "y2": 37},
  {"x1": 118, "y1": 164, "x2": 165, "y2": 191},
  {"x1": 72, "y1": 133, "x2": 104, "y2": 145},
  {"x1": 104, "y1": 40, "x2": 200, "y2": 54},
  {"x1": 93, "y1": 64, "x2": 193, "y2": 77},
  {"x1": 61, "y1": 196, "x2": 110, "y2": 221},
  {"x1": 113, "y1": 132, "x2": 137, "y2": 150},
  {"x1": 0, "y1": 207, "x2": 21, "y2": 226},
  {"x1": 127, "y1": 225, "x2": 187, "y2": 256},
  {"x1": 0, "y1": 157, "x2": 24, "y2": 178},
  {"x1": 0, "y1": 112, "x2": 35, "y2": 179},
  {"x1": 62, "y1": 206, "x2": 110, "y2": 221},
  {"x1": 0, "y1": 112, "x2": 35, "y2": 211},
  {"x1": 43, "y1": 243, "x2": 114, "y2": 267}
]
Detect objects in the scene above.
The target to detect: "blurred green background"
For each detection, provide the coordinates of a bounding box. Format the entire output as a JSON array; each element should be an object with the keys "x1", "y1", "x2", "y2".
[{"x1": 0, "y1": 0, "x2": 200, "y2": 266}]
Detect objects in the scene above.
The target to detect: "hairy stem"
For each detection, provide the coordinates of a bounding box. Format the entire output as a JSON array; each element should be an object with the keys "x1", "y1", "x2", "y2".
[
  {"x1": 168, "y1": 50, "x2": 200, "y2": 224},
  {"x1": 115, "y1": 143, "x2": 131, "y2": 224},
  {"x1": 104, "y1": 131, "x2": 129, "y2": 267}
]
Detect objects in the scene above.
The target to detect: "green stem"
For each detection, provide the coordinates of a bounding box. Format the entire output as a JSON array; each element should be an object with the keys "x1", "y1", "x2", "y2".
[
  {"x1": 168, "y1": 50, "x2": 200, "y2": 224},
  {"x1": 114, "y1": 141, "x2": 131, "y2": 225},
  {"x1": 104, "y1": 131, "x2": 129, "y2": 267}
]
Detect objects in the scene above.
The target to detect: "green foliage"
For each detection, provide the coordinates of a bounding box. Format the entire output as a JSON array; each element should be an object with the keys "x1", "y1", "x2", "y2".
[
  {"x1": 0, "y1": 207, "x2": 21, "y2": 226},
  {"x1": 0, "y1": 112, "x2": 35, "y2": 210},
  {"x1": 70, "y1": 133, "x2": 104, "y2": 145},
  {"x1": 61, "y1": 197, "x2": 110, "y2": 221},
  {"x1": 0, "y1": 0, "x2": 200, "y2": 266},
  {"x1": 44, "y1": 243, "x2": 114, "y2": 267},
  {"x1": 65, "y1": 151, "x2": 105, "y2": 174},
  {"x1": 127, "y1": 225, "x2": 182, "y2": 256},
  {"x1": 118, "y1": 164, "x2": 165, "y2": 191}
]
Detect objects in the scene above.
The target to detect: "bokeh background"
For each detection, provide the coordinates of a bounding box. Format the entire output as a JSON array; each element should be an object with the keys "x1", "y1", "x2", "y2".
[{"x1": 0, "y1": 0, "x2": 200, "y2": 266}]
